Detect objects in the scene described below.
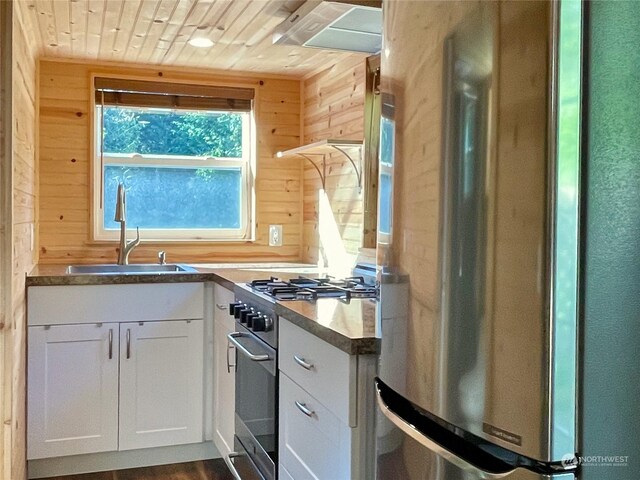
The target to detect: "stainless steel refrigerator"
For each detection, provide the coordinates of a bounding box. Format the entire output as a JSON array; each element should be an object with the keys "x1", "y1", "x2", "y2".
[{"x1": 375, "y1": 1, "x2": 582, "y2": 479}]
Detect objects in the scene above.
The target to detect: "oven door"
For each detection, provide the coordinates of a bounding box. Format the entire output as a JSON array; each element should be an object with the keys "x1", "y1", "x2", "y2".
[{"x1": 227, "y1": 326, "x2": 277, "y2": 480}]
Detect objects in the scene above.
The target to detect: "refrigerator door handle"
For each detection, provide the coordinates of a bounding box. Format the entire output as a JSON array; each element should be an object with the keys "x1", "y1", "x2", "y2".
[{"x1": 376, "y1": 386, "x2": 513, "y2": 480}]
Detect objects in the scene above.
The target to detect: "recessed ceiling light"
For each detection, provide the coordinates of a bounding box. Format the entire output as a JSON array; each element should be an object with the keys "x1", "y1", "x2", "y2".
[{"x1": 188, "y1": 37, "x2": 214, "y2": 48}]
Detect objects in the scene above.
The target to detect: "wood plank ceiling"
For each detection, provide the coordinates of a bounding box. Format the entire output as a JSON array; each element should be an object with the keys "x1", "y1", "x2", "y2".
[{"x1": 25, "y1": 0, "x2": 365, "y2": 77}]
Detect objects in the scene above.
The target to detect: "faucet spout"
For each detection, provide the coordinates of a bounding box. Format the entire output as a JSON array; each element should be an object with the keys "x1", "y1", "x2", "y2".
[
  {"x1": 115, "y1": 183, "x2": 141, "y2": 265},
  {"x1": 114, "y1": 183, "x2": 126, "y2": 222}
]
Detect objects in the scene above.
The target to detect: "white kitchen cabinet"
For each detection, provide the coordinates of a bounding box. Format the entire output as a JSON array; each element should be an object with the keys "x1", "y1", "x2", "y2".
[
  {"x1": 27, "y1": 323, "x2": 120, "y2": 460},
  {"x1": 119, "y1": 320, "x2": 204, "y2": 450},
  {"x1": 212, "y1": 284, "x2": 236, "y2": 459},
  {"x1": 27, "y1": 282, "x2": 209, "y2": 468},
  {"x1": 278, "y1": 318, "x2": 378, "y2": 480}
]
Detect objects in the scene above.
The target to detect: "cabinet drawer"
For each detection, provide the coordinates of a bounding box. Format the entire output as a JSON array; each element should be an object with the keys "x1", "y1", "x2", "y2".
[
  {"x1": 279, "y1": 319, "x2": 355, "y2": 425},
  {"x1": 279, "y1": 373, "x2": 351, "y2": 480},
  {"x1": 28, "y1": 283, "x2": 204, "y2": 326}
]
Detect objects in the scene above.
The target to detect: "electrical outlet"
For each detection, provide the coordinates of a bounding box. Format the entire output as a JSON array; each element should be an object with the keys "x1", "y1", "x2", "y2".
[{"x1": 269, "y1": 225, "x2": 283, "y2": 247}]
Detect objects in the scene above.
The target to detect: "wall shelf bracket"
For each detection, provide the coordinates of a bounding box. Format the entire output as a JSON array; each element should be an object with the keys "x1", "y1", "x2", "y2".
[
  {"x1": 299, "y1": 153, "x2": 326, "y2": 190},
  {"x1": 276, "y1": 139, "x2": 364, "y2": 193}
]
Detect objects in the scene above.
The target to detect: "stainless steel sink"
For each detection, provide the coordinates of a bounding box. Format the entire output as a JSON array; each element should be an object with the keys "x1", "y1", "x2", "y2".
[{"x1": 65, "y1": 264, "x2": 198, "y2": 275}]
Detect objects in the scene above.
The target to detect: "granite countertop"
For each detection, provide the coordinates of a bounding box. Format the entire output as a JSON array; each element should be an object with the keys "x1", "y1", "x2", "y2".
[
  {"x1": 275, "y1": 298, "x2": 378, "y2": 355},
  {"x1": 26, "y1": 263, "x2": 380, "y2": 355},
  {"x1": 26, "y1": 263, "x2": 322, "y2": 289}
]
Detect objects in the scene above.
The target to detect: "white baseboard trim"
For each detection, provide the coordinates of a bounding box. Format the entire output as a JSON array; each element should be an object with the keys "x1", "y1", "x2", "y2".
[{"x1": 27, "y1": 441, "x2": 220, "y2": 479}]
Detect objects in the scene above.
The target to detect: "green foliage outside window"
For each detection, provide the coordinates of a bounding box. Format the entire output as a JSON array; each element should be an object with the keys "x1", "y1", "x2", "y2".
[{"x1": 102, "y1": 106, "x2": 243, "y2": 157}]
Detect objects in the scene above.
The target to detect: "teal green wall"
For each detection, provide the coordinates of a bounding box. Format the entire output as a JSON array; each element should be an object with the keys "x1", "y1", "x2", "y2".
[{"x1": 582, "y1": 1, "x2": 640, "y2": 479}]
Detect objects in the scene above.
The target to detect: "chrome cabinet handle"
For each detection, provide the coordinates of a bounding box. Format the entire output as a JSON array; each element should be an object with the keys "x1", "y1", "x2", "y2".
[
  {"x1": 108, "y1": 329, "x2": 113, "y2": 359},
  {"x1": 227, "y1": 332, "x2": 270, "y2": 361},
  {"x1": 216, "y1": 303, "x2": 228, "y2": 310},
  {"x1": 294, "y1": 354, "x2": 313, "y2": 370},
  {"x1": 226, "y1": 340, "x2": 236, "y2": 373},
  {"x1": 126, "y1": 328, "x2": 131, "y2": 359},
  {"x1": 295, "y1": 400, "x2": 314, "y2": 417}
]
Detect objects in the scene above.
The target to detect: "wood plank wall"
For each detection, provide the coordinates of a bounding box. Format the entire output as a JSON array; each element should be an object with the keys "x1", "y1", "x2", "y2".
[
  {"x1": 301, "y1": 55, "x2": 366, "y2": 266},
  {"x1": 3, "y1": 1, "x2": 40, "y2": 478},
  {"x1": 38, "y1": 60, "x2": 302, "y2": 265}
]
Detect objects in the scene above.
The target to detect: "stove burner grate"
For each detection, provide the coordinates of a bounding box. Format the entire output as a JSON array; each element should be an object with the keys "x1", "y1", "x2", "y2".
[{"x1": 247, "y1": 275, "x2": 378, "y2": 302}]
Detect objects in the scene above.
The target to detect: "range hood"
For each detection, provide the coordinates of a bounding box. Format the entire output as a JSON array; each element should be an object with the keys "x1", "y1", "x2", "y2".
[{"x1": 273, "y1": 0, "x2": 382, "y2": 54}]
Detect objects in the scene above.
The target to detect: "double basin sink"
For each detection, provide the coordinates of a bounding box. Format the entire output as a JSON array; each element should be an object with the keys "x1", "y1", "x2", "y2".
[{"x1": 66, "y1": 264, "x2": 198, "y2": 275}]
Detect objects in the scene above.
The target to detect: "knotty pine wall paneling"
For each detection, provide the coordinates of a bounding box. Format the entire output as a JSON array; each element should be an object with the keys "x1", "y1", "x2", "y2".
[
  {"x1": 38, "y1": 59, "x2": 302, "y2": 265},
  {"x1": 3, "y1": 1, "x2": 40, "y2": 478},
  {"x1": 302, "y1": 55, "x2": 366, "y2": 266}
]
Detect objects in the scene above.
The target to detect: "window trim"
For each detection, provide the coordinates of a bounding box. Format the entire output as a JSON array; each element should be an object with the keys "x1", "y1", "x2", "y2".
[{"x1": 91, "y1": 96, "x2": 256, "y2": 243}]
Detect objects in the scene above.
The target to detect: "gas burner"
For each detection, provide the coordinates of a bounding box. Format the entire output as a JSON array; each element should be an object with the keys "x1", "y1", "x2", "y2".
[
  {"x1": 246, "y1": 275, "x2": 378, "y2": 302},
  {"x1": 249, "y1": 277, "x2": 289, "y2": 289},
  {"x1": 287, "y1": 276, "x2": 333, "y2": 288}
]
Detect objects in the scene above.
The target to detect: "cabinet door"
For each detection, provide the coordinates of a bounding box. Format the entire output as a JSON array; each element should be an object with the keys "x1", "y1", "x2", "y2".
[
  {"x1": 27, "y1": 323, "x2": 119, "y2": 459},
  {"x1": 213, "y1": 284, "x2": 236, "y2": 458},
  {"x1": 119, "y1": 320, "x2": 204, "y2": 450}
]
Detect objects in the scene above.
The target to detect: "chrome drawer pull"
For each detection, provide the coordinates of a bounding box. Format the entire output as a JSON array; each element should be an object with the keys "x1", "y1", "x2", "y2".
[
  {"x1": 295, "y1": 400, "x2": 314, "y2": 417},
  {"x1": 126, "y1": 328, "x2": 131, "y2": 359},
  {"x1": 293, "y1": 355, "x2": 313, "y2": 370},
  {"x1": 108, "y1": 329, "x2": 113, "y2": 359},
  {"x1": 216, "y1": 303, "x2": 228, "y2": 310}
]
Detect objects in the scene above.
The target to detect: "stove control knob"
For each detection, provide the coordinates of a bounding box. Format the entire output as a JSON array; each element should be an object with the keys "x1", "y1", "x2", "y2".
[
  {"x1": 246, "y1": 312, "x2": 259, "y2": 328},
  {"x1": 229, "y1": 302, "x2": 243, "y2": 316},
  {"x1": 252, "y1": 315, "x2": 273, "y2": 332},
  {"x1": 237, "y1": 307, "x2": 250, "y2": 321}
]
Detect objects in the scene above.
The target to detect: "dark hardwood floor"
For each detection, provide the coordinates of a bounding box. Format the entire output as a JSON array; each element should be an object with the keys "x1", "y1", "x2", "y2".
[{"x1": 41, "y1": 459, "x2": 235, "y2": 480}]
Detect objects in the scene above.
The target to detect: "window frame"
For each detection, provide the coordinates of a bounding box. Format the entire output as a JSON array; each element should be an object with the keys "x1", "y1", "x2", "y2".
[{"x1": 90, "y1": 84, "x2": 256, "y2": 243}]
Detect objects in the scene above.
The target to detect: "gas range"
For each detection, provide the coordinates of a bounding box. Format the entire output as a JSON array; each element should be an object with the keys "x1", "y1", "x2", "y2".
[
  {"x1": 226, "y1": 264, "x2": 378, "y2": 480},
  {"x1": 246, "y1": 273, "x2": 379, "y2": 302},
  {"x1": 229, "y1": 267, "x2": 379, "y2": 349}
]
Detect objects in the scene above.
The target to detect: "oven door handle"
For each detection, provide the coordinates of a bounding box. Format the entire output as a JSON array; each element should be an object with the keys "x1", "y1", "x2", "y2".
[
  {"x1": 227, "y1": 332, "x2": 271, "y2": 361},
  {"x1": 226, "y1": 453, "x2": 242, "y2": 480},
  {"x1": 227, "y1": 452, "x2": 267, "y2": 480}
]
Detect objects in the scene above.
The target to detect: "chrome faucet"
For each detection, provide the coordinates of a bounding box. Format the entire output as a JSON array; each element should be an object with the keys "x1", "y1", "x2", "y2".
[{"x1": 114, "y1": 183, "x2": 141, "y2": 265}]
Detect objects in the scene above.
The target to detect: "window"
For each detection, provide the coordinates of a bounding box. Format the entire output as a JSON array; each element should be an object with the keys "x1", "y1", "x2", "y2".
[{"x1": 93, "y1": 77, "x2": 255, "y2": 241}]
